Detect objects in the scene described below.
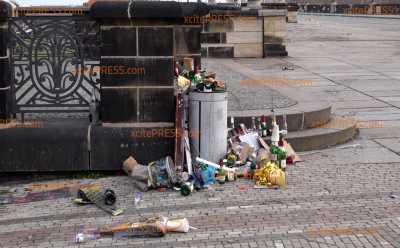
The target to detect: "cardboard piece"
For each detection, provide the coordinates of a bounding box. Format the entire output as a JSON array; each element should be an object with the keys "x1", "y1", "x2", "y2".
[
  {"x1": 183, "y1": 57, "x2": 194, "y2": 71},
  {"x1": 122, "y1": 156, "x2": 149, "y2": 192},
  {"x1": 239, "y1": 132, "x2": 260, "y2": 151},
  {"x1": 239, "y1": 142, "x2": 252, "y2": 162}
]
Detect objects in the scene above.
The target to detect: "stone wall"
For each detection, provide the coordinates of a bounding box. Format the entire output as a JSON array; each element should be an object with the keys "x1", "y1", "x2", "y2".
[
  {"x1": 201, "y1": 11, "x2": 264, "y2": 58},
  {"x1": 201, "y1": 8, "x2": 288, "y2": 58},
  {"x1": 91, "y1": 2, "x2": 205, "y2": 169},
  {"x1": 100, "y1": 25, "x2": 176, "y2": 123},
  {"x1": 261, "y1": 9, "x2": 288, "y2": 57},
  {"x1": 287, "y1": 4, "x2": 299, "y2": 23},
  {"x1": 0, "y1": 1, "x2": 209, "y2": 171}
]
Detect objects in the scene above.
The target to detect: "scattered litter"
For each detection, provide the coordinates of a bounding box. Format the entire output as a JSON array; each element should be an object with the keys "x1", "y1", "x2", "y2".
[
  {"x1": 133, "y1": 192, "x2": 144, "y2": 207},
  {"x1": 112, "y1": 58, "x2": 303, "y2": 203},
  {"x1": 238, "y1": 185, "x2": 249, "y2": 192},
  {"x1": 282, "y1": 65, "x2": 294, "y2": 71},
  {"x1": 75, "y1": 232, "x2": 99, "y2": 243},
  {"x1": 75, "y1": 216, "x2": 193, "y2": 243},
  {"x1": 175, "y1": 58, "x2": 226, "y2": 93},
  {"x1": 207, "y1": 186, "x2": 216, "y2": 198},
  {"x1": 180, "y1": 182, "x2": 194, "y2": 196},
  {"x1": 1, "y1": 182, "x2": 97, "y2": 205},
  {"x1": 254, "y1": 161, "x2": 285, "y2": 188},
  {"x1": 123, "y1": 156, "x2": 149, "y2": 192},
  {"x1": 73, "y1": 185, "x2": 123, "y2": 216},
  {"x1": 148, "y1": 156, "x2": 179, "y2": 189}
]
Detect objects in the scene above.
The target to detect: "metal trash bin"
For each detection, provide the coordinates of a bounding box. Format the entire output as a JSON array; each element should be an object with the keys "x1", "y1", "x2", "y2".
[{"x1": 189, "y1": 92, "x2": 227, "y2": 163}]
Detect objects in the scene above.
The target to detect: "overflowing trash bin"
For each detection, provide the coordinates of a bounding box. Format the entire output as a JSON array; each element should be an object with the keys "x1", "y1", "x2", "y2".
[{"x1": 189, "y1": 92, "x2": 227, "y2": 163}]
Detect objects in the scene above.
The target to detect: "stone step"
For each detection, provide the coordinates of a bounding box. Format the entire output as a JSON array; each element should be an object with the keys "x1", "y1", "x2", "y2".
[
  {"x1": 284, "y1": 116, "x2": 358, "y2": 152},
  {"x1": 228, "y1": 105, "x2": 332, "y2": 132},
  {"x1": 201, "y1": 44, "x2": 234, "y2": 58}
]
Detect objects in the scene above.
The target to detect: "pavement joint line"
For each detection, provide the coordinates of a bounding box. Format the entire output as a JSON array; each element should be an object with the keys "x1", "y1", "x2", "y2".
[
  {"x1": 330, "y1": 56, "x2": 400, "y2": 83},
  {"x1": 300, "y1": 12, "x2": 400, "y2": 20},
  {"x1": 284, "y1": 59, "x2": 400, "y2": 111},
  {"x1": 371, "y1": 139, "x2": 400, "y2": 157},
  {"x1": 335, "y1": 106, "x2": 394, "y2": 110},
  {"x1": 292, "y1": 39, "x2": 400, "y2": 42}
]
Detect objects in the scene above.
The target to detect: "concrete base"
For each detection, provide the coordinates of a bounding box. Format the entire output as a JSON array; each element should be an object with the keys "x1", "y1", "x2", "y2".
[
  {"x1": 0, "y1": 122, "x2": 89, "y2": 172},
  {"x1": 90, "y1": 124, "x2": 175, "y2": 170},
  {"x1": 0, "y1": 121, "x2": 175, "y2": 172}
]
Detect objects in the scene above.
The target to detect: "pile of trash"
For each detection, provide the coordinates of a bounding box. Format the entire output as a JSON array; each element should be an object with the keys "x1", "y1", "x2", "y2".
[
  {"x1": 120, "y1": 114, "x2": 299, "y2": 196},
  {"x1": 71, "y1": 57, "x2": 300, "y2": 243},
  {"x1": 226, "y1": 114, "x2": 300, "y2": 188},
  {"x1": 117, "y1": 57, "x2": 300, "y2": 195},
  {"x1": 175, "y1": 58, "x2": 226, "y2": 93}
]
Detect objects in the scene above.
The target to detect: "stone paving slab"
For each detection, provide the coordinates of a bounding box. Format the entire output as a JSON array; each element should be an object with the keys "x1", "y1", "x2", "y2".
[
  {"x1": 332, "y1": 100, "x2": 390, "y2": 110},
  {"x1": 202, "y1": 59, "x2": 297, "y2": 112},
  {"x1": 359, "y1": 126, "x2": 400, "y2": 139},
  {"x1": 363, "y1": 90, "x2": 400, "y2": 97},
  {"x1": 374, "y1": 138, "x2": 400, "y2": 155}
]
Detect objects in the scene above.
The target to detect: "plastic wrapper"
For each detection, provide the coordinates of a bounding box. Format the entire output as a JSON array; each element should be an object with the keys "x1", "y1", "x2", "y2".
[{"x1": 148, "y1": 156, "x2": 178, "y2": 189}]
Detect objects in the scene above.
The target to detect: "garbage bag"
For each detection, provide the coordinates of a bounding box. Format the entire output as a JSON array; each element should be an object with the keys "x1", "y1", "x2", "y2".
[
  {"x1": 254, "y1": 161, "x2": 285, "y2": 188},
  {"x1": 148, "y1": 156, "x2": 178, "y2": 189}
]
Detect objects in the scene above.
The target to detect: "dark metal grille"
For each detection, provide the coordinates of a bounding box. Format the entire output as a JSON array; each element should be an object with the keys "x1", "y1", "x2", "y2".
[{"x1": 8, "y1": 17, "x2": 100, "y2": 114}]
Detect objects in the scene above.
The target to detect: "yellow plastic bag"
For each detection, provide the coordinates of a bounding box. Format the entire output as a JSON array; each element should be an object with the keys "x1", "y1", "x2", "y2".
[{"x1": 254, "y1": 161, "x2": 285, "y2": 188}]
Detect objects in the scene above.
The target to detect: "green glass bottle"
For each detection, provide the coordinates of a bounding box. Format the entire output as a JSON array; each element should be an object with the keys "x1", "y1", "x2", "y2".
[{"x1": 261, "y1": 116, "x2": 267, "y2": 137}]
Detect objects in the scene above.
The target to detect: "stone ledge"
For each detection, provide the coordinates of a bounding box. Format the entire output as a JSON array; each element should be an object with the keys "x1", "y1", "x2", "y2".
[
  {"x1": 0, "y1": 123, "x2": 178, "y2": 171},
  {"x1": 90, "y1": 1, "x2": 210, "y2": 19},
  {"x1": 0, "y1": 125, "x2": 89, "y2": 171},
  {"x1": 285, "y1": 116, "x2": 358, "y2": 152},
  {"x1": 261, "y1": 3, "x2": 288, "y2": 10},
  {"x1": 201, "y1": 43, "x2": 234, "y2": 47},
  {"x1": 90, "y1": 125, "x2": 175, "y2": 169},
  {"x1": 258, "y1": 9, "x2": 288, "y2": 16},
  {"x1": 209, "y1": 9, "x2": 259, "y2": 16}
]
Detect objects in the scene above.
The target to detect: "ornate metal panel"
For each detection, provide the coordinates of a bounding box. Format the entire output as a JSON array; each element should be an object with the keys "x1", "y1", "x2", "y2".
[{"x1": 8, "y1": 17, "x2": 100, "y2": 113}]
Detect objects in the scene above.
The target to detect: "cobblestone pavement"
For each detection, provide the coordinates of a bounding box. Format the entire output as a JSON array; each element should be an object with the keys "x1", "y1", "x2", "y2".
[
  {"x1": 2, "y1": 15, "x2": 400, "y2": 248},
  {"x1": 0, "y1": 138, "x2": 400, "y2": 248}
]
